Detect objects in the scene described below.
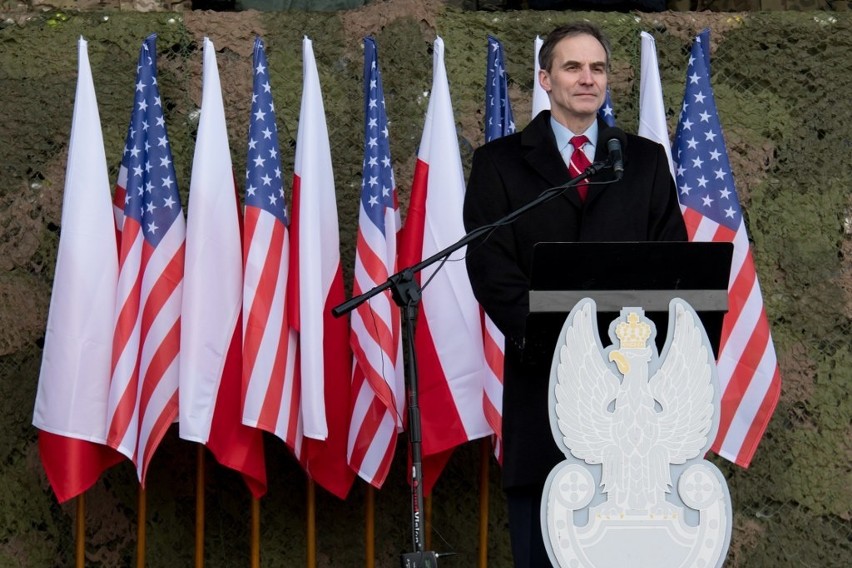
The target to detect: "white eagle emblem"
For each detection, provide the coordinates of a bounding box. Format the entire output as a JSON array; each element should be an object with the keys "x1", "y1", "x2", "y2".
[{"x1": 542, "y1": 298, "x2": 732, "y2": 567}]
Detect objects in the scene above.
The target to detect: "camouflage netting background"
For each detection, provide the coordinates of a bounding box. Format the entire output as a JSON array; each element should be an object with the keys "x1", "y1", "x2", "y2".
[{"x1": 0, "y1": 1, "x2": 850, "y2": 566}]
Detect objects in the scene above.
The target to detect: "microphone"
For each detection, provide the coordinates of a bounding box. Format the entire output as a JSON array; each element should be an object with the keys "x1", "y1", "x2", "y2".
[{"x1": 602, "y1": 126, "x2": 626, "y2": 180}]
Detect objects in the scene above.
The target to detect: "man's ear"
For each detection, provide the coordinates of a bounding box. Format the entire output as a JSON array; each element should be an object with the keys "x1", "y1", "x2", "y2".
[{"x1": 538, "y1": 68, "x2": 551, "y2": 93}]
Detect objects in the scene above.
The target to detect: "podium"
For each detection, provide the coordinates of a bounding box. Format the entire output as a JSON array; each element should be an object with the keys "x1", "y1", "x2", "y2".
[
  {"x1": 527, "y1": 241, "x2": 735, "y2": 568},
  {"x1": 525, "y1": 241, "x2": 733, "y2": 362}
]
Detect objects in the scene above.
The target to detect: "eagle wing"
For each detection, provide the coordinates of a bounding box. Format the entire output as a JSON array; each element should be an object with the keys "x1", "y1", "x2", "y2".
[
  {"x1": 555, "y1": 300, "x2": 621, "y2": 464},
  {"x1": 648, "y1": 299, "x2": 716, "y2": 465}
]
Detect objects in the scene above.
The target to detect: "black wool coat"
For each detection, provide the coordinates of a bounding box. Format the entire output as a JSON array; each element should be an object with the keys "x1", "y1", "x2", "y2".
[{"x1": 463, "y1": 111, "x2": 688, "y2": 489}]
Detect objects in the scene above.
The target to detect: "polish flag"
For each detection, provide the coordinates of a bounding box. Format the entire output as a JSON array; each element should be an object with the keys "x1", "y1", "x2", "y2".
[
  {"x1": 398, "y1": 37, "x2": 491, "y2": 495},
  {"x1": 180, "y1": 37, "x2": 266, "y2": 497},
  {"x1": 638, "y1": 31, "x2": 675, "y2": 179},
  {"x1": 33, "y1": 37, "x2": 122, "y2": 503},
  {"x1": 287, "y1": 36, "x2": 355, "y2": 499}
]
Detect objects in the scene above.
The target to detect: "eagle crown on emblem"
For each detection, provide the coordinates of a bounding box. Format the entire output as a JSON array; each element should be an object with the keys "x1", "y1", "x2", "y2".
[{"x1": 615, "y1": 312, "x2": 651, "y2": 349}]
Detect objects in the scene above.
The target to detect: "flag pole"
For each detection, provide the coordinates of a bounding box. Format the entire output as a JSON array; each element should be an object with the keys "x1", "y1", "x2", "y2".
[
  {"x1": 251, "y1": 496, "x2": 260, "y2": 568},
  {"x1": 136, "y1": 486, "x2": 146, "y2": 568},
  {"x1": 195, "y1": 445, "x2": 205, "y2": 568},
  {"x1": 306, "y1": 479, "x2": 316, "y2": 568},
  {"x1": 75, "y1": 494, "x2": 85, "y2": 568},
  {"x1": 478, "y1": 441, "x2": 490, "y2": 568},
  {"x1": 365, "y1": 485, "x2": 375, "y2": 568}
]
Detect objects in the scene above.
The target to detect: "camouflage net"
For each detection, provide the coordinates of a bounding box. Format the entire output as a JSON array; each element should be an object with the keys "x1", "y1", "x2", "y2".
[{"x1": 0, "y1": 2, "x2": 850, "y2": 566}]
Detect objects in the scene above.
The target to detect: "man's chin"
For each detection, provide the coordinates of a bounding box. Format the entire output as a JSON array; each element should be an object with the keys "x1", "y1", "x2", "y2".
[
  {"x1": 571, "y1": 107, "x2": 601, "y2": 122},
  {"x1": 570, "y1": 100, "x2": 603, "y2": 115}
]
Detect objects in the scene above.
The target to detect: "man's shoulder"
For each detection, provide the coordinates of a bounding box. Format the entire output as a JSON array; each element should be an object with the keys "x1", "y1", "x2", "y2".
[
  {"x1": 624, "y1": 132, "x2": 665, "y2": 155},
  {"x1": 476, "y1": 130, "x2": 524, "y2": 154},
  {"x1": 474, "y1": 112, "x2": 551, "y2": 158}
]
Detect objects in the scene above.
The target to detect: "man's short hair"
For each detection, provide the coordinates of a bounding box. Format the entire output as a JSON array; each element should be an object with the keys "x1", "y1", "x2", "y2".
[{"x1": 538, "y1": 22, "x2": 612, "y2": 73}]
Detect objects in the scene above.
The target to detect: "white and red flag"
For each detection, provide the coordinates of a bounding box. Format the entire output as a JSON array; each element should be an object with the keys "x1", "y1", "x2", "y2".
[
  {"x1": 532, "y1": 35, "x2": 549, "y2": 119},
  {"x1": 288, "y1": 36, "x2": 355, "y2": 499},
  {"x1": 398, "y1": 37, "x2": 491, "y2": 495},
  {"x1": 180, "y1": 37, "x2": 266, "y2": 497},
  {"x1": 673, "y1": 30, "x2": 780, "y2": 466},
  {"x1": 241, "y1": 37, "x2": 302, "y2": 456},
  {"x1": 33, "y1": 37, "x2": 123, "y2": 503},
  {"x1": 638, "y1": 31, "x2": 675, "y2": 179},
  {"x1": 346, "y1": 37, "x2": 404, "y2": 488},
  {"x1": 105, "y1": 34, "x2": 184, "y2": 485}
]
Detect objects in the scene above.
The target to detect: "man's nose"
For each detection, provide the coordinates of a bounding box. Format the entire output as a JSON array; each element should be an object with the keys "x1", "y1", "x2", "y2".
[{"x1": 578, "y1": 66, "x2": 594, "y2": 83}]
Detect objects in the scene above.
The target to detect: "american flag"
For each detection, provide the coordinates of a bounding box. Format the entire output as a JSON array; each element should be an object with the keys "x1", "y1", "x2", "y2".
[
  {"x1": 481, "y1": 35, "x2": 515, "y2": 464},
  {"x1": 486, "y1": 36, "x2": 515, "y2": 143},
  {"x1": 106, "y1": 34, "x2": 185, "y2": 484},
  {"x1": 241, "y1": 37, "x2": 302, "y2": 456},
  {"x1": 346, "y1": 37, "x2": 404, "y2": 488},
  {"x1": 673, "y1": 29, "x2": 780, "y2": 467}
]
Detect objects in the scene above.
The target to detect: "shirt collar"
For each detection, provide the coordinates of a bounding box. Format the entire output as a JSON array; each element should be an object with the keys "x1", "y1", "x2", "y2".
[{"x1": 550, "y1": 117, "x2": 598, "y2": 159}]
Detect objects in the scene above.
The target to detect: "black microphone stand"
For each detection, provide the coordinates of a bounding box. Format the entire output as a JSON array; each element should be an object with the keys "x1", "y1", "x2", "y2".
[{"x1": 331, "y1": 159, "x2": 612, "y2": 568}]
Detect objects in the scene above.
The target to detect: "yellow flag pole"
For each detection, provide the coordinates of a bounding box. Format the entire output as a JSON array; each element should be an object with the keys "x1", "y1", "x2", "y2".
[
  {"x1": 306, "y1": 478, "x2": 316, "y2": 568},
  {"x1": 478, "y1": 440, "x2": 490, "y2": 568},
  {"x1": 251, "y1": 496, "x2": 261, "y2": 568},
  {"x1": 195, "y1": 445, "x2": 205, "y2": 568},
  {"x1": 136, "y1": 486, "x2": 147, "y2": 568},
  {"x1": 365, "y1": 485, "x2": 375, "y2": 568},
  {"x1": 75, "y1": 493, "x2": 85, "y2": 568}
]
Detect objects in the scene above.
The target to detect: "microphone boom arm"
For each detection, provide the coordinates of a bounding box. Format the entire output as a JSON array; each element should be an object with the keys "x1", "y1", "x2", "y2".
[{"x1": 332, "y1": 158, "x2": 611, "y2": 318}]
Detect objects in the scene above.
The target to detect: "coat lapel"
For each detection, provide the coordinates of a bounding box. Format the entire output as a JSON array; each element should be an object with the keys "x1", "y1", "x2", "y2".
[
  {"x1": 521, "y1": 112, "x2": 583, "y2": 208},
  {"x1": 520, "y1": 113, "x2": 624, "y2": 209}
]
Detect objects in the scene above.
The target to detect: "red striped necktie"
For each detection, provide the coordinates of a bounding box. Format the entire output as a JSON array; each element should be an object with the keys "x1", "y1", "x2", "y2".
[{"x1": 569, "y1": 135, "x2": 591, "y2": 202}]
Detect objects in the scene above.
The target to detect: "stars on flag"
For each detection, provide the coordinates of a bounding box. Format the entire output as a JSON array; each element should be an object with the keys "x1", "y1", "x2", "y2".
[
  {"x1": 599, "y1": 99, "x2": 615, "y2": 122},
  {"x1": 485, "y1": 35, "x2": 515, "y2": 143},
  {"x1": 361, "y1": 55, "x2": 395, "y2": 232},
  {"x1": 120, "y1": 37, "x2": 181, "y2": 246},
  {"x1": 673, "y1": 35, "x2": 742, "y2": 232},
  {"x1": 245, "y1": 43, "x2": 288, "y2": 225}
]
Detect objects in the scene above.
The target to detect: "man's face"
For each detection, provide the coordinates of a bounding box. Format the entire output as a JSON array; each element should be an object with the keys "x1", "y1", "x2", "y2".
[{"x1": 539, "y1": 33, "x2": 608, "y2": 130}]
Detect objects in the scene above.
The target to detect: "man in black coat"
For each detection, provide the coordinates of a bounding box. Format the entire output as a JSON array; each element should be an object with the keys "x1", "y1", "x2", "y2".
[{"x1": 463, "y1": 22, "x2": 687, "y2": 567}]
